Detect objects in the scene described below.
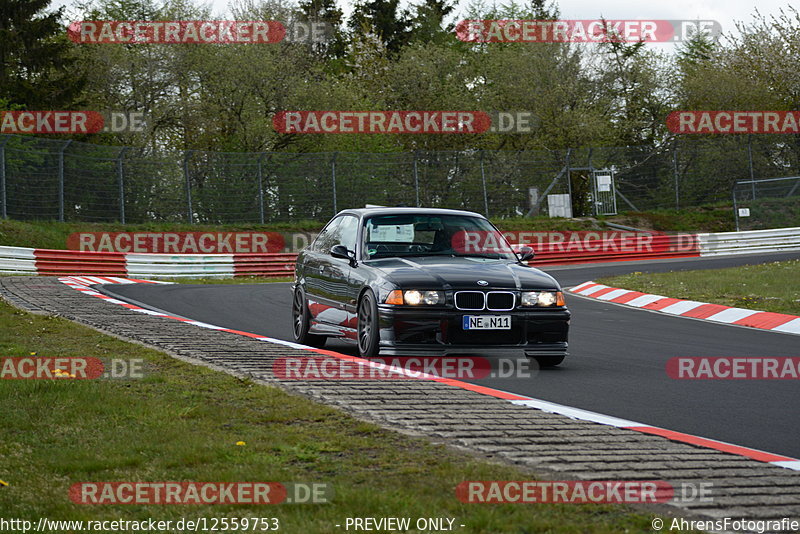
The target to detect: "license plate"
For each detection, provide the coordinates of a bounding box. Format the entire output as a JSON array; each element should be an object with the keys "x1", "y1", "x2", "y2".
[{"x1": 462, "y1": 315, "x2": 511, "y2": 330}]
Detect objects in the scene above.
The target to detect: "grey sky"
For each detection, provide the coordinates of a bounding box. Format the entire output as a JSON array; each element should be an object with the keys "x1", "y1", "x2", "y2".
[{"x1": 56, "y1": 0, "x2": 795, "y2": 42}]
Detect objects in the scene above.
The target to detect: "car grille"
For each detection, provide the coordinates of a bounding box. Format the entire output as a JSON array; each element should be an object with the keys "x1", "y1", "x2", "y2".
[
  {"x1": 486, "y1": 291, "x2": 515, "y2": 311},
  {"x1": 454, "y1": 291, "x2": 516, "y2": 311},
  {"x1": 454, "y1": 291, "x2": 485, "y2": 310}
]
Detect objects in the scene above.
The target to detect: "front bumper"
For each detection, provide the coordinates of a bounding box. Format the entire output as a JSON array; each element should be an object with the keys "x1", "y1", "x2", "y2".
[{"x1": 376, "y1": 305, "x2": 570, "y2": 356}]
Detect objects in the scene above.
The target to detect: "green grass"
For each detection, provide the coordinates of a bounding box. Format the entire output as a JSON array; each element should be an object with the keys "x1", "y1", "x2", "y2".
[
  {"x1": 607, "y1": 205, "x2": 736, "y2": 233},
  {"x1": 598, "y1": 260, "x2": 800, "y2": 315},
  {"x1": 0, "y1": 297, "x2": 667, "y2": 532}
]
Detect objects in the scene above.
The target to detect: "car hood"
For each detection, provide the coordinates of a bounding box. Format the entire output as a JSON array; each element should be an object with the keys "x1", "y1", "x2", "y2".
[{"x1": 365, "y1": 256, "x2": 560, "y2": 290}]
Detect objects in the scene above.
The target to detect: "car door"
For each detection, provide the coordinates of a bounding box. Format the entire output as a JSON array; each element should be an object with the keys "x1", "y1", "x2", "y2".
[
  {"x1": 335, "y1": 215, "x2": 365, "y2": 330},
  {"x1": 303, "y1": 216, "x2": 343, "y2": 324},
  {"x1": 306, "y1": 215, "x2": 355, "y2": 329}
]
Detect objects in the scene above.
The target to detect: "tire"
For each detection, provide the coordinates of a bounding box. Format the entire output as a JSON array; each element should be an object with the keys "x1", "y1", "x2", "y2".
[
  {"x1": 357, "y1": 290, "x2": 380, "y2": 358},
  {"x1": 534, "y1": 355, "x2": 565, "y2": 368},
  {"x1": 291, "y1": 288, "x2": 327, "y2": 348}
]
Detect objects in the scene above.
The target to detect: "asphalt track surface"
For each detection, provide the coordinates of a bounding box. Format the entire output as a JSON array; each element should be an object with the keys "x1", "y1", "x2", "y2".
[{"x1": 106, "y1": 252, "x2": 800, "y2": 458}]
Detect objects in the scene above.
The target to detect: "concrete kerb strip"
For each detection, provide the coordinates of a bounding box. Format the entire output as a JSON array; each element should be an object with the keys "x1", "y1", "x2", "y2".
[
  {"x1": 569, "y1": 281, "x2": 800, "y2": 337},
  {"x1": 1, "y1": 276, "x2": 799, "y2": 522}
]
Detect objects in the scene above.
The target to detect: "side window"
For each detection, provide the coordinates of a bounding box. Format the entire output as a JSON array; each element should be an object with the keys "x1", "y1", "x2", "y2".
[
  {"x1": 337, "y1": 216, "x2": 359, "y2": 252},
  {"x1": 312, "y1": 217, "x2": 343, "y2": 253}
]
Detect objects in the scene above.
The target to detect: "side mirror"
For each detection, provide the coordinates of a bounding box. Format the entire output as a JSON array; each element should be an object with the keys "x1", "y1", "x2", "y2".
[
  {"x1": 331, "y1": 244, "x2": 355, "y2": 262},
  {"x1": 516, "y1": 246, "x2": 535, "y2": 262}
]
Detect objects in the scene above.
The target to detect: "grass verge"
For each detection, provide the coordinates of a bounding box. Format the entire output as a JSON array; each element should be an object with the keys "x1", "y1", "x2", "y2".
[
  {"x1": 0, "y1": 296, "x2": 666, "y2": 532},
  {"x1": 597, "y1": 260, "x2": 800, "y2": 315}
]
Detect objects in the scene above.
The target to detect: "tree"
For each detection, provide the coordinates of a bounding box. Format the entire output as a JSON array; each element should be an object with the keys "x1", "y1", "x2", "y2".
[
  {"x1": 297, "y1": 0, "x2": 347, "y2": 59},
  {"x1": 408, "y1": 0, "x2": 455, "y2": 45},
  {"x1": 0, "y1": 0, "x2": 85, "y2": 108},
  {"x1": 348, "y1": 0, "x2": 412, "y2": 55}
]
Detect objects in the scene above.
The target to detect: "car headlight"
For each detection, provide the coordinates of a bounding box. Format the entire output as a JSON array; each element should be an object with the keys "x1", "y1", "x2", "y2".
[
  {"x1": 520, "y1": 291, "x2": 565, "y2": 307},
  {"x1": 385, "y1": 290, "x2": 444, "y2": 305}
]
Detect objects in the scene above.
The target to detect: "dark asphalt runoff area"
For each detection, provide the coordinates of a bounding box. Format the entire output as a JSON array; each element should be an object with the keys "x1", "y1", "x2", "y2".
[{"x1": 105, "y1": 252, "x2": 800, "y2": 458}]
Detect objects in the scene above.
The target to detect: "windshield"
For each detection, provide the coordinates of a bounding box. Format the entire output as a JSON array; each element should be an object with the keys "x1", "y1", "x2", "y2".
[{"x1": 363, "y1": 214, "x2": 517, "y2": 260}]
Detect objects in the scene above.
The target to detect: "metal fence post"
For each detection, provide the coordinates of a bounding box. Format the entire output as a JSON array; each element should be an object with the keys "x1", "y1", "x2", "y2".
[
  {"x1": 565, "y1": 148, "x2": 573, "y2": 201},
  {"x1": 257, "y1": 153, "x2": 266, "y2": 224},
  {"x1": 747, "y1": 135, "x2": 756, "y2": 200},
  {"x1": 479, "y1": 150, "x2": 489, "y2": 217},
  {"x1": 413, "y1": 150, "x2": 420, "y2": 207},
  {"x1": 0, "y1": 136, "x2": 8, "y2": 219},
  {"x1": 58, "y1": 140, "x2": 72, "y2": 222},
  {"x1": 331, "y1": 152, "x2": 338, "y2": 214},
  {"x1": 117, "y1": 147, "x2": 128, "y2": 224},
  {"x1": 673, "y1": 140, "x2": 680, "y2": 209},
  {"x1": 183, "y1": 150, "x2": 194, "y2": 224}
]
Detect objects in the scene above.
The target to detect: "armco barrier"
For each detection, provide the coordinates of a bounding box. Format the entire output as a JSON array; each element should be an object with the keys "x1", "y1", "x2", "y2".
[
  {"x1": 1, "y1": 228, "x2": 798, "y2": 278},
  {"x1": 698, "y1": 227, "x2": 800, "y2": 256},
  {"x1": 0, "y1": 246, "x2": 37, "y2": 274},
  {"x1": 526, "y1": 233, "x2": 700, "y2": 265},
  {"x1": 0, "y1": 247, "x2": 296, "y2": 278}
]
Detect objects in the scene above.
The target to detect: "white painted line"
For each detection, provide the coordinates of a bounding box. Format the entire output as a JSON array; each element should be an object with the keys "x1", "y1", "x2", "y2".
[
  {"x1": 187, "y1": 321, "x2": 228, "y2": 330},
  {"x1": 772, "y1": 318, "x2": 800, "y2": 335},
  {"x1": 659, "y1": 300, "x2": 706, "y2": 315},
  {"x1": 256, "y1": 337, "x2": 314, "y2": 350},
  {"x1": 596, "y1": 289, "x2": 631, "y2": 301},
  {"x1": 131, "y1": 309, "x2": 168, "y2": 316},
  {"x1": 771, "y1": 461, "x2": 800, "y2": 471},
  {"x1": 704, "y1": 308, "x2": 759, "y2": 324},
  {"x1": 510, "y1": 399, "x2": 643, "y2": 428},
  {"x1": 625, "y1": 294, "x2": 667, "y2": 308}
]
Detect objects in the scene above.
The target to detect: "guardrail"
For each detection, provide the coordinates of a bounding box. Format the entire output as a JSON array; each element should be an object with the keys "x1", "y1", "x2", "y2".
[
  {"x1": 0, "y1": 247, "x2": 295, "y2": 278},
  {"x1": 698, "y1": 227, "x2": 800, "y2": 256},
  {"x1": 2, "y1": 228, "x2": 799, "y2": 278},
  {"x1": 528, "y1": 234, "x2": 700, "y2": 265}
]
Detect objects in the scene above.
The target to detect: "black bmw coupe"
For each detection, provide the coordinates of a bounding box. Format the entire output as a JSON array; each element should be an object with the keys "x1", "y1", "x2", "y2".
[{"x1": 291, "y1": 207, "x2": 570, "y2": 366}]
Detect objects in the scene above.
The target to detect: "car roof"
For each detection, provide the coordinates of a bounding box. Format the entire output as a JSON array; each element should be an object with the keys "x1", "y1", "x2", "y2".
[{"x1": 336, "y1": 207, "x2": 486, "y2": 219}]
